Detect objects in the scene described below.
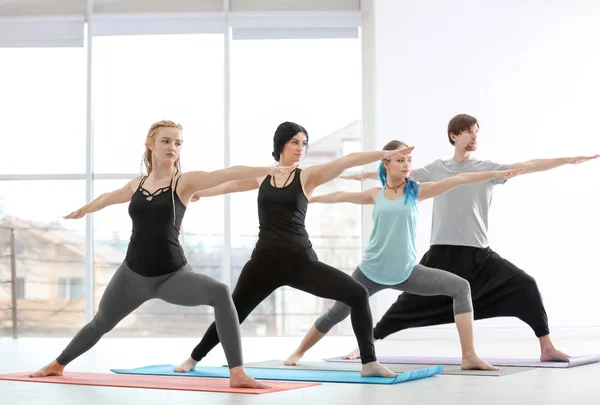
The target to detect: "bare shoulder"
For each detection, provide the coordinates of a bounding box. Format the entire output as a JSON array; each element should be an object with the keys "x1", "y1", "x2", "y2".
[
  {"x1": 299, "y1": 164, "x2": 321, "y2": 179},
  {"x1": 126, "y1": 175, "x2": 144, "y2": 192},
  {"x1": 174, "y1": 172, "x2": 185, "y2": 188},
  {"x1": 367, "y1": 187, "x2": 382, "y2": 201},
  {"x1": 416, "y1": 181, "x2": 435, "y2": 193},
  {"x1": 178, "y1": 170, "x2": 210, "y2": 181},
  {"x1": 256, "y1": 175, "x2": 268, "y2": 185}
]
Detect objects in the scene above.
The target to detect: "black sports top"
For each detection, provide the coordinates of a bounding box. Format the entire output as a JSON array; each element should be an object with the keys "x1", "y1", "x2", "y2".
[
  {"x1": 124, "y1": 175, "x2": 187, "y2": 277},
  {"x1": 256, "y1": 168, "x2": 312, "y2": 251}
]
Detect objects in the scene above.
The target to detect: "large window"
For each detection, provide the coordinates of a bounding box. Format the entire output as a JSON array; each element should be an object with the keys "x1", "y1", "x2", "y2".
[
  {"x1": 0, "y1": 48, "x2": 86, "y2": 174},
  {"x1": 0, "y1": 46, "x2": 86, "y2": 336},
  {"x1": 92, "y1": 34, "x2": 224, "y2": 174},
  {"x1": 91, "y1": 34, "x2": 226, "y2": 336},
  {"x1": 0, "y1": 16, "x2": 364, "y2": 338},
  {"x1": 0, "y1": 181, "x2": 86, "y2": 337},
  {"x1": 230, "y1": 36, "x2": 363, "y2": 336}
]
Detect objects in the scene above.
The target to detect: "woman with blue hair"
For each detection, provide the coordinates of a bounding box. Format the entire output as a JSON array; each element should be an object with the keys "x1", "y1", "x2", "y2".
[{"x1": 285, "y1": 140, "x2": 523, "y2": 371}]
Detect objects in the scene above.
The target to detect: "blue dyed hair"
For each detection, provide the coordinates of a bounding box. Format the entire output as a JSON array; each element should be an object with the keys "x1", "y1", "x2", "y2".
[{"x1": 377, "y1": 140, "x2": 418, "y2": 205}]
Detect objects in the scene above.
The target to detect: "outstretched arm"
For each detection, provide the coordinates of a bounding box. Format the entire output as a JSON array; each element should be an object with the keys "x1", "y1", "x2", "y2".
[
  {"x1": 340, "y1": 172, "x2": 379, "y2": 181},
  {"x1": 340, "y1": 164, "x2": 429, "y2": 183},
  {"x1": 180, "y1": 164, "x2": 296, "y2": 196},
  {"x1": 304, "y1": 147, "x2": 414, "y2": 192},
  {"x1": 507, "y1": 154, "x2": 598, "y2": 175},
  {"x1": 418, "y1": 169, "x2": 524, "y2": 201},
  {"x1": 310, "y1": 187, "x2": 380, "y2": 205},
  {"x1": 64, "y1": 176, "x2": 141, "y2": 219},
  {"x1": 190, "y1": 178, "x2": 260, "y2": 201}
]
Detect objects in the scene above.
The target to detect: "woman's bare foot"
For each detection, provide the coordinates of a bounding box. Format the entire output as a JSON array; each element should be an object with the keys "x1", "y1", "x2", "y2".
[
  {"x1": 29, "y1": 361, "x2": 64, "y2": 378},
  {"x1": 342, "y1": 347, "x2": 361, "y2": 360},
  {"x1": 360, "y1": 361, "x2": 396, "y2": 378},
  {"x1": 229, "y1": 366, "x2": 270, "y2": 389},
  {"x1": 461, "y1": 355, "x2": 499, "y2": 371},
  {"x1": 284, "y1": 351, "x2": 303, "y2": 366},
  {"x1": 174, "y1": 357, "x2": 198, "y2": 373},
  {"x1": 541, "y1": 347, "x2": 570, "y2": 362}
]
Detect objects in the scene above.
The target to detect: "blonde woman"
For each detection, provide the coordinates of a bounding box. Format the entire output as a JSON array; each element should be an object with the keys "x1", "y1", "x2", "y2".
[{"x1": 29, "y1": 120, "x2": 296, "y2": 389}]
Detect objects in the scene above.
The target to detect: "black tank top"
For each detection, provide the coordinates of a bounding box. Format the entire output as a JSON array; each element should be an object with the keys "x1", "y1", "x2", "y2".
[
  {"x1": 125, "y1": 175, "x2": 187, "y2": 277},
  {"x1": 256, "y1": 168, "x2": 312, "y2": 251}
]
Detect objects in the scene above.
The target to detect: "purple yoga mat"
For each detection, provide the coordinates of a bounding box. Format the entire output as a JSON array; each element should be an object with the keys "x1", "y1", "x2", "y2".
[{"x1": 324, "y1": 354, "x2": 600, "y2": 368}]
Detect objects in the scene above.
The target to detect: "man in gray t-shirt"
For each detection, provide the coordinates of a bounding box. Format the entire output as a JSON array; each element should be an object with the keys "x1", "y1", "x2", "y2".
[
  {"x1": 411, "y1": 158, "x2": 508, "y2": 249},
  {"x1": 348, "y1": 114, "x2": 598, "y2": 361}
]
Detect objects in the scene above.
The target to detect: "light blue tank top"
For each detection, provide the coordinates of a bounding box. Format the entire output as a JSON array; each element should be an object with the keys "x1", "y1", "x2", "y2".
[{"x1": 359, "y1": 188, "x2": 418, "y2": 285}]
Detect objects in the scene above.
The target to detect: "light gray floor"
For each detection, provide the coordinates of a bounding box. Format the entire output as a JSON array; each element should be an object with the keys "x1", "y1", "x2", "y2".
[
  {"x1": 243, "y1": 359, "x2": 531, "y2": 376},
  {"x1": 1, "y1": 335, "x2": 599, "y2": 405}
]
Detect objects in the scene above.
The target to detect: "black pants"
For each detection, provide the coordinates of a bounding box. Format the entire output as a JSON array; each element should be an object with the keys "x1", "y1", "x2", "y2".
[
  {"x1": 373, "y1": 245, "x2": 549, "y2": 339},
  {"x1": 191, "y1": 245, "x2": 376, "y2": 364}
]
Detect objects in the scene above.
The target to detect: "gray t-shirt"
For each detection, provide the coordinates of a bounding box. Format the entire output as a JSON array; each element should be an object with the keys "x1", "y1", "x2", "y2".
[{"x1": 412, "y1": 159, "x2": 508, "y2": 248}]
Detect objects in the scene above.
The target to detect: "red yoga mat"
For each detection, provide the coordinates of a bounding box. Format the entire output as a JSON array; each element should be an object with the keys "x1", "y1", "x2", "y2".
[{"x1": 0, "y1": 372, "x2": 321, "y2": 395}]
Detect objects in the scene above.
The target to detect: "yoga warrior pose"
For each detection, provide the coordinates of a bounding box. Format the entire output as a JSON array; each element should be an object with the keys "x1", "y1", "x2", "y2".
[
  {"x1": 30, "y1": 120, "x2": 298, "y2": 388},
  {"x1": 341, "y1": 114, "x2": 598, "y2": 361},
  {"x1": 176, "y1": 121, "x2": 413, "y2": 378},
  {"x1": 285, "y1": 140, "x2": 523, "y2": 370}
]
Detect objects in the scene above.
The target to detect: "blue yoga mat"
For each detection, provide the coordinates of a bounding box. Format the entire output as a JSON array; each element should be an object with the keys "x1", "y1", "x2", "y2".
[{"x1": 111, "y1": 364, "x2": 443, "y2": 385}]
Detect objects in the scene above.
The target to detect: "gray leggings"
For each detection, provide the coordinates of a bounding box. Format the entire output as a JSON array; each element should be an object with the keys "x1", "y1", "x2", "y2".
[
  {"x1": 315, "y1": 265, "x2": 473, "y2": 334},
  {"x1": 56, "y1": 262, "x2": 243, "y2": 368}
]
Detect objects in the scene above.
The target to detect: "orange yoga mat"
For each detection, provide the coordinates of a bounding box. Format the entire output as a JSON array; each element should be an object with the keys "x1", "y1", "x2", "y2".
[{"x1": 0, "y1": 372, "x2": 321, "y2": 395}]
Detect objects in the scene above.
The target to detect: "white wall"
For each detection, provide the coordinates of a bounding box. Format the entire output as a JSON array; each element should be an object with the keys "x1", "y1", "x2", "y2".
[{"x1": 367, "y1": 0, "x2": 600, "y2": 338}]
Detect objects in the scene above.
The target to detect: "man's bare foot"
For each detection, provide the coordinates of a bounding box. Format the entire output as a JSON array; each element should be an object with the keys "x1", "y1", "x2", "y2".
[
  {"x1": 284, "y1": 351, "x2": 303, "y2": 366},
  {"x1": 461, "y1": 355, "x2": 500, "y2": 371},
  {"x1": 342, "y1": 347, "x2": 361, "y2": 360},
  {"x1": 174, "y1": 357, "x2": 198, "y2": 373},
  {"x1": 360, "y1": 361, "x2": 396, "y2": 378},
  {"x1": 541, "y1": 347, "x2": 570, "y2": 362},
  {"x1": 29, "y1": 361, "x2": 64, "y2": 378},
  {"x1": 229, "y1": 366, "x2": 270, "y2": 389}
]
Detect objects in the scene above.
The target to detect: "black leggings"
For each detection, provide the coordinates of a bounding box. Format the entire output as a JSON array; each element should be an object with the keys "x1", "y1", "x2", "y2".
[
  {"x1": 373, "y1": 245, "x2": 549, "y2": 339},
  {"x1": 190, "y1": 246, "x2": 377, "y2": 364}
]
